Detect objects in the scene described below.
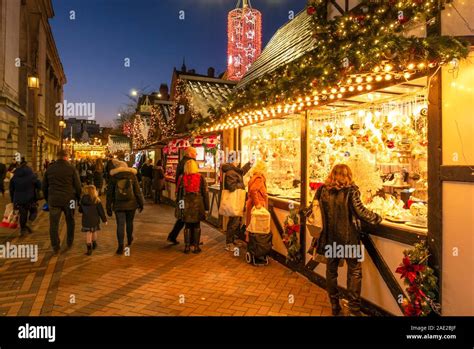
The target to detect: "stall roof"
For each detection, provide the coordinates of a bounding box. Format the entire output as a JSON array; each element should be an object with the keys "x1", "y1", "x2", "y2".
[
  {"x1": 181, "y1": 74, "x2": 237, "y2": 118},
  {"x1": 237, "y1": 10, "x2": 316, "y2": 88}
]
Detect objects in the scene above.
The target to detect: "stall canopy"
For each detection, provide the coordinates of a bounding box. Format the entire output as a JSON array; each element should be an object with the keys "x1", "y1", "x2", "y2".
[
  {"x1": 202, "y1": 1, "x2": 468, "y2": 132},
  {"x1": 170, "y1": 68, "x2": 237, "y2": 134}
]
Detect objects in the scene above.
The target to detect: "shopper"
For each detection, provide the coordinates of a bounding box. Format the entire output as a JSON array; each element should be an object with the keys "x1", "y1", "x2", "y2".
[
  {"x1": 245, "y1": 161, "x2": 268, "y2": 228},
  {"x1": 140, "y1": 159, "x2": 153, "y2": 199},
  {"x1": 9, "y1": 160, "x2": 41, "y2": 236},
  {"x1": 93, "y1": 158, "x2": 105, "y2": 195},
  {"x1": 314, "y1": 164, "x2": 382, "y2": 316},
  {"x1": 175, "y1": 159, "x2": 209, "y2": 254},
  {"x1": 7, "y1": 158, "x2": 19, "y2": 172},
  {"x1": 166, "y1": 147, "x2": 197, "y2": 245},
  {"x1": 0, "y1": 161, "x2": 6, "y2": 196},
  {"x1": 152, "y1": 160, "x2": 165, "y2": 204},
  {"x1": 221, "y1": 160, "x2": 252, "y2": 250},
  {"x1": 106, "y1": 159, "x2": 144, "y2": 255},
  {"x1": 79, "y1": 185, "x2": 107, "y2": 256},
  {"x1": 43, "y1": 150, "x2": 82, "y2": 254},
  {"x1": 104, "y1": 155, "x2": 115, "y2": 184}
]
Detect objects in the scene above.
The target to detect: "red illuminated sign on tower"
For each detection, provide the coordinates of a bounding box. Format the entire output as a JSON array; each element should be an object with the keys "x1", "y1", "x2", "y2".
[{"x1": 227, "y1": 0, "x2": 262, "y2": 81}]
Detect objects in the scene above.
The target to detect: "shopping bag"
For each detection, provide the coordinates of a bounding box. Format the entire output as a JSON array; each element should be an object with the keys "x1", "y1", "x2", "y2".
[
  {"x1": 219, "y1": 189, "x2": 246, "y2": 217},
  {"x1": 248, "y1": 207, "x2": 271, "y2": 234},
  {"x1": 1, "y1": 203, "x2": 14, "y2": 227},
  {"x1": 7, "y1": 209, "x2": 19, "y2": 229},
  {"x1": 306, "y1": 199, "x2": 323, "y2": 238}
]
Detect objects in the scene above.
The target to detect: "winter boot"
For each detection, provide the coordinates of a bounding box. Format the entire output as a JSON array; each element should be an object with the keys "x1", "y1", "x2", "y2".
[
  {"x1": 184, "y1": 228, "x2": 191, "y2": 254},
  {"x1": 86, "y1": 244, "x2": 92, "y2": 256},
  {"x1": 92, "y1": 241, "x2": 97, "y2": 250},
  {"x1": 192, "y1": 228, "x2": 202, "y2": 254},
  {"x1": 116, "y1": 244, "x2": 124, "y2": 255}
]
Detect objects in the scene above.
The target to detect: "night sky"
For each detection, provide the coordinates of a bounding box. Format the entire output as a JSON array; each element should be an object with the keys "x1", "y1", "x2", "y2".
[{"x1": 50, "y1": 0, "x2": 308, "y2": 126}]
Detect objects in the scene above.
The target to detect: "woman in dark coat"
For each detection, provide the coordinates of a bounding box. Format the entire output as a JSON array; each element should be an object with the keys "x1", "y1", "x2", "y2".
[
  {"x1": 221, "y1": 160, "x2": 251, "y2": 249},
  {"x1": 152, "y1": 160, "x2": 165, "y2": 204},
  {"x1": 9, "y1": 161, "x2": 41, "y2": 236},
  {"x1": 175, "y1": 159, "x2": 209, "y2": 254},
  {"x1": 106, "y1": 160, "x2": 144, "y2": 254},
  {"x1": 313, "y1": 164, "x2": 382, "y2": 316},
  {"x1": 93, "y1": 158, "x2": 105, "y2": 195}
]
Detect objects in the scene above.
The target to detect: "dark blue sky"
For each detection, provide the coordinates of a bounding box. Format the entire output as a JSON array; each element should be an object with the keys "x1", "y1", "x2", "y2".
[{"x1": 50, "y1": 0, "x2": 308, "y2": 125}]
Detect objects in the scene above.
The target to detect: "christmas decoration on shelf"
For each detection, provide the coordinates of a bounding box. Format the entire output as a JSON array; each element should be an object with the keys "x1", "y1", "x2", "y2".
[
  {"x1": 395, "y1": 242, "x2": 440, "y2": 316},
  {"x1": 283, "y1": 208, "x2": 302, "y2": 263},
  {"x1": 227, "y1": 0, "x2": 262, "y2": 81},
  {"x1": 202, "y1": 0, "x2": 469, "y2": 132}
]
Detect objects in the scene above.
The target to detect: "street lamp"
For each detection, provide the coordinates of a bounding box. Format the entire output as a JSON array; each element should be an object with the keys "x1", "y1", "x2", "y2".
[
  {"x1": 28, "y1": 74, "x2": 40, "y2": 171},
  {"x1": 27, "y1": 76, "x2": 40, "y2": 89},
  {"x1": 59, "y1": 119, "x2": 66, "y2": 150},
  {"x1": 131, "y1": 90, "x2": 138, "y2": 97}
]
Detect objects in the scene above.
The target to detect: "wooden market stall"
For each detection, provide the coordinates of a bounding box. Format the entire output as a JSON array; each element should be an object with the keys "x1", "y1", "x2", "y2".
[
  {"x1": 136, "y1": 68, "x2": 237, "y2": 227},
  {"x1": 202, "y1": 1, "x2": 472, "y2": 315}
]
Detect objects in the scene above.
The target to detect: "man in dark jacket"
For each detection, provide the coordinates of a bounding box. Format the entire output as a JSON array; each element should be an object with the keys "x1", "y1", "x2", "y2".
[
  {"x1": 166, "y1": 147, "x2": 197, "y2": 245},
  {"x1": 140, "y1": 159, "x2": 153, "y2": 198},
  {"x1": 9, "y1": 161, "x2": 41, "y2": 236},
  {"x1": 106, "y1": 159, "x2": 144, "y2": 254},
  {"x1": 43, "y1": 150, "x2": 82, "y2": 254},
  {"x1": 221, "y1": 160, "x2": 252, "y2": 249}
]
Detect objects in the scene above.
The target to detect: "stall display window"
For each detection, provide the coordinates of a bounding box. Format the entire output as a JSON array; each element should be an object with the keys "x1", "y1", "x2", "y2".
[
  {"x1": 241, "y1": 116, "x2": 302, "y2": 200},
  {"x1": 308, "y1": 93, "x2": 428, "y2": 230}
]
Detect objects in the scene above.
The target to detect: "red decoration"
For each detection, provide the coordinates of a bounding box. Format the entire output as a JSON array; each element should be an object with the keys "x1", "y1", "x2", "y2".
[
  {"x1": 227, "y1": 1, "x2": 262, "y2": 81},
  {"x1": 395, "y1": 256, "x2": 426, "y2": 284},
  {"x1": 306, "y1": 6, "x2": 316, "y2": 15}
]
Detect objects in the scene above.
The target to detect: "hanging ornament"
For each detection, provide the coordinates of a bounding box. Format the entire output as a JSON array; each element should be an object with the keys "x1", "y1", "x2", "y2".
[
  {"x1": 386, "y1": 140, "x2": 395, "y2": 149},
  {"x1": 307, "y1": 6, "x2": 316, "y2": 15}
]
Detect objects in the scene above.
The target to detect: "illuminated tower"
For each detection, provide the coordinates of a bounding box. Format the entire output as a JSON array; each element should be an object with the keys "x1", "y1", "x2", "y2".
[{"x1": 227, "y1": 0, "x2": 262, "y2": 81}]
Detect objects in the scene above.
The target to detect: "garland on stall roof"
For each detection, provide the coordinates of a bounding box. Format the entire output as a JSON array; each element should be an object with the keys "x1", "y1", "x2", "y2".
[
  {"x1": 198, "y1": 0, "x2": 469, "y2": 131},
  {"x1": 395, "y1": 241, "x2": 441, "y2": 316}
]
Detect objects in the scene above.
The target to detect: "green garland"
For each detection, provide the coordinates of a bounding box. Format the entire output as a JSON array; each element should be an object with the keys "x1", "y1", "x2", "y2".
[
  {"x1": 193, "y1": 0, "x2": 469, "y2": 132},
  {"x1": 395, "y1": 241, "x2": 441, "y2": 316}
]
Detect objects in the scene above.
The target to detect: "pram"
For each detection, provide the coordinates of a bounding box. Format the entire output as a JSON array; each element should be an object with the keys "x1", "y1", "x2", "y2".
[{"x1": 246, "y1": 207, "x2": 272, "y2": 266}]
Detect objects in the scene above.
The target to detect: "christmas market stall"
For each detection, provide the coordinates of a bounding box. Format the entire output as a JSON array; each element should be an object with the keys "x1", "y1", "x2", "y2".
[
  {"x1": 200, "y1": 1, "x2": 472, "y2": 316},
  {"x1": 150, "y1": 67, "x2": 236, "y2": 226}
]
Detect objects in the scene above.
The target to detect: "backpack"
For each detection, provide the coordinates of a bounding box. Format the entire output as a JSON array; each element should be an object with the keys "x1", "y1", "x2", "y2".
[{"x1": 115, "y1": 178, "x2": 134, "y2": 201}]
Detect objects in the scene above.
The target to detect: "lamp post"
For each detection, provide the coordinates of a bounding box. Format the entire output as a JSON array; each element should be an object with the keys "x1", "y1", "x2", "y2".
[
  {"x1": 28, "y1": 75, "x2": 40, "y2": 171},
  {"x1": 59, "y1": 120, "x2": 66, "y2": 150}
]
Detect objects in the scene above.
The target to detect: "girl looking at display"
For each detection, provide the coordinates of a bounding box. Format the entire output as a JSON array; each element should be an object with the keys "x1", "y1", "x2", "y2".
[{"x1": 313, "y1": 164, "x2": 382, "y2": 316}]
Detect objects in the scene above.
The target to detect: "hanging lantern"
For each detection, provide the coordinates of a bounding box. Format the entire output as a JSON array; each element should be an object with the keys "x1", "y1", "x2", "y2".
[{"x1": 227, "y1": 0, "x2": 262, "y2": 81}]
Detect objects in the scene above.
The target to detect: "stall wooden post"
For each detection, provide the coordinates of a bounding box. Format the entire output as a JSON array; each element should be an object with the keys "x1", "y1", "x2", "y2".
[{"x1": 299, "y1": 110, "x2": 309, "y2": 262}]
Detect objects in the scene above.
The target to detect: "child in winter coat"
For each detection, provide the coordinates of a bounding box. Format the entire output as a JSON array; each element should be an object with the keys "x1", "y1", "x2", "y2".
[
  {"x1": 79, "y1": 185, "x2": 107, "y2": 255},
  {"x1": 176, "y1": 159, "x2": 209, "y2": 254}
]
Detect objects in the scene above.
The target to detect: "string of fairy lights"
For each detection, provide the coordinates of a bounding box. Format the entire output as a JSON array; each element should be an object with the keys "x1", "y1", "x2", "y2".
[{"x1": 198, "y1": 0, "x2": 469, "y2": 133}]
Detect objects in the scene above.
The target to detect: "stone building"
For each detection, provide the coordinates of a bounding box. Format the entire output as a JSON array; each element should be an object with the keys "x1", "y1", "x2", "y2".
[{"x1": 0, "y1": 0, "x2": 66, "y2": 169}]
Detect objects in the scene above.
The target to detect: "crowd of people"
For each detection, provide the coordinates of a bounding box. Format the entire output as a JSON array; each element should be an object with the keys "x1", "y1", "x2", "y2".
[{"x1": 2, "y1": 147, "x2": 382, "y2": 316}]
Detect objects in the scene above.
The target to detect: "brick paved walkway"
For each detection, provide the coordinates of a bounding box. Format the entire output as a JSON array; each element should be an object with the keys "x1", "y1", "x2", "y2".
[{"x1": 0, "y1": 198, "x2": 338, "y2": 316}]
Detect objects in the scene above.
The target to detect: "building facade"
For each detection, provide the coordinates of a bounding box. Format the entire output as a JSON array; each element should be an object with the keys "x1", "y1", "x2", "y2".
[{"x1": 0, "y1": 0, "x2": 66, "y2": 169}]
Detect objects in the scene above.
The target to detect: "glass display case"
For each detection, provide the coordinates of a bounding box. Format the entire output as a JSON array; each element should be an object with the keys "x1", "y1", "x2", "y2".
[
  {"x1": 308, "y1": 92, "x2": 428, "y2": 231},
  {"x1": 240, "y1": 115, "x2": 302, "y2": 201}
]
